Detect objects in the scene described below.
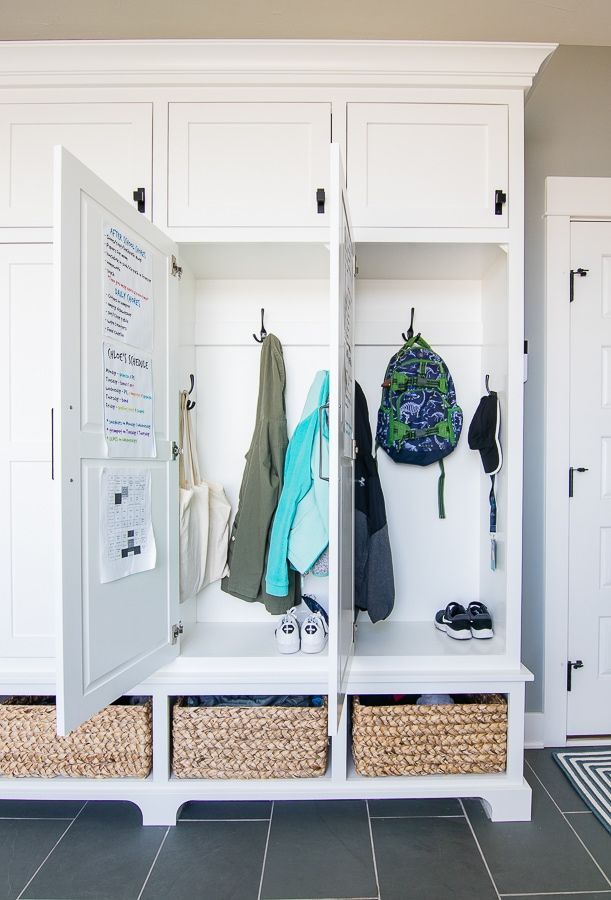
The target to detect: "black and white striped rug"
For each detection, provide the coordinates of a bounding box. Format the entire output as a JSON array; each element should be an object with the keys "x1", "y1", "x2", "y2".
[{"x1": 553, "y1": 749, "x2": 611, "y2": 833}]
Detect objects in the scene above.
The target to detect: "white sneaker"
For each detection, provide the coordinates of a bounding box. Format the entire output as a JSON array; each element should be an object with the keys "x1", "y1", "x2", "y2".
[
  {"x1": 301, "y1": 612, "x2": 328, "y2": 654},
  {"x1": 275, "y1": 607, "x2": 300, "y2": 654}
]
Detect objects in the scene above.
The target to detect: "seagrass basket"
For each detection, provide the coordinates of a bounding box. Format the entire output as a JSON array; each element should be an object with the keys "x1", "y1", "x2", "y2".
[
  {"x1": 0, "y1": 697, "x2": 153, "y2": 778},
  {"x1": 352, "y1": 694, "x2": 507, "y2": 776},
  {"x1": 172, "y1": 697, "x2": 329, "y2": 779}
]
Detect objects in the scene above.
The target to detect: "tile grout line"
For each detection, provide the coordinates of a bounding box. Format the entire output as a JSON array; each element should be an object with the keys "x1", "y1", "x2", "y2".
[
  {"x1": 136, "y1": 825, "x2": 171, "y2": 900},
  {"x1": 525, "y1": 759, "x2": 611, "y2": 890},
  {"x1": 369, "y1": 814, "x2": 465, "y2": 820},
  {"x1": 365, "y1": 800, "x2": 381, "y2": 900},
  {"x1": 0, "y1": 816, "x2": 75, "y2": 822},
  {"x1": 500, "y1": 891, "x2": 611, "y2": 897},
  {"x1": 459, "y1": 799, "x2": 502, "y2": 900},
  {"x1": 257, "y1": 799, "x2": 274, "y2": 900},
  {"x1": 180, "y1": 817, "x2": 271, "y2": 823},
  {"x1": 15, "y1": 801, "x2": 88, "y2": 900}
]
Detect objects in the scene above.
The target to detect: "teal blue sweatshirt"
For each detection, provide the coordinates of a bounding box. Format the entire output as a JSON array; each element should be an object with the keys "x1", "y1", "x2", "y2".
[{"x1": 265, "y1": 370, "x2": 329, "y2": 596}]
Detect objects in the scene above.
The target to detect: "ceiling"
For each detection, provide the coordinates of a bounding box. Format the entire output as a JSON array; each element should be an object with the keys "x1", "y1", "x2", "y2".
[{"x1": 1, "y1": 0, "x2": 611, "y2": 44}]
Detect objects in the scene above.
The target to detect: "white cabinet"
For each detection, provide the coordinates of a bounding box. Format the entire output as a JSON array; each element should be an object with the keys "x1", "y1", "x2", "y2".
[
  {"x1": 0, "y1": 245, "x2": 55, "y2": 658},
  {"x1": 347, "y1": 103, "x2": 508, "y2": 228},
  {"x1": 167, "y1": 102, "x2": 330, "y2": 228},
  {"x1": 0, "y1": 103, "x2": 152, "y2": 227}
]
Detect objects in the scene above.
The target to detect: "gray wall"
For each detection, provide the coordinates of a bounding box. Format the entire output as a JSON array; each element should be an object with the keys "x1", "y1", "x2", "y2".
[{"x1": 523, "y1": 45, "x2": 611, "y2": 712}]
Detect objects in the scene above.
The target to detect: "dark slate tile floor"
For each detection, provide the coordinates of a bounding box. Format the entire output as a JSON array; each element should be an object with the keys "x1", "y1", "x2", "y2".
[{"x1": 0, "y1": 750, "x2": 608, "y2": 900}]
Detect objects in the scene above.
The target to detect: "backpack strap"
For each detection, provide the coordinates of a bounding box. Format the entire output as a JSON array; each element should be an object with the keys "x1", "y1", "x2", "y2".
[
  {"x1": 438, "y1": 458, "x2": 446, "y2": 520},
  {"x1": 389, "y1": 417, "x2": 453, "y2": 445}
]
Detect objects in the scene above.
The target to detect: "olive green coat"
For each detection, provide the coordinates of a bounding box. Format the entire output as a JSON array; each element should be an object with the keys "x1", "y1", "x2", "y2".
[{"x1": 221, "y1": 334, "x2": 298, "y2": 614}]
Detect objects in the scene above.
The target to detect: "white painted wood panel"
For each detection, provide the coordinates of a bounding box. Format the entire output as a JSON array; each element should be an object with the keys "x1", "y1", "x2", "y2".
[
  {"x1": 54, "y1": 147, "x2": 179, "y2": 734},
  {"x1": 0, "y1": 244, "x2": 55, "y2": 658},
  {"x1": 168, "y1": 103, "x2": 330, "y2": 228},
  {"x1": 347, "y1": 103, "x2": 508, "y2": 228},
  {"x1": 0, "y1": 103, "x2": 152, "y2": 227}
]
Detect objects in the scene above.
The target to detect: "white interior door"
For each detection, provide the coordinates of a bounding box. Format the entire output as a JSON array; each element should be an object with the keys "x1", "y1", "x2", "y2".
[
  {"x1": 54, "y1": 146, "x2": 180, "y2": 735},
  {"x1": 568, "y1": 221, "x2": 611, "y2": 736},
  {"x1": 328, "y1": 144, "x2": 356, "y2": 736}
]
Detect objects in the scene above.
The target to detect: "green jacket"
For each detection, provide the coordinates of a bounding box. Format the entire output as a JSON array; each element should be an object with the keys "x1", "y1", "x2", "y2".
[{"x1": 221, "y1": 334, "x2": 298, "y2": 614}]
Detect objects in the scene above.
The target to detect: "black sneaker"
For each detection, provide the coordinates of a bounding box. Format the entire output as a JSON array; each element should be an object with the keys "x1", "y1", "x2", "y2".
[
  {"x1": 467, "y1": 602, "x2": 494, "y2": 639},
  {"x1": 434, "y1": 602, "x2": 472, "y2": 640}
]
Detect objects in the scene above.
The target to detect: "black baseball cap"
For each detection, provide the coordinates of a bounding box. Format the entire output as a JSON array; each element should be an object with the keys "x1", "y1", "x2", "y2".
[{"x1": 468, "y1": 391, "x2": 502, "y2": 476}]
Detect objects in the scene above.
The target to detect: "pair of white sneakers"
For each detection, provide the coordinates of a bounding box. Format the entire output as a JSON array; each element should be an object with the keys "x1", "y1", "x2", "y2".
[{"x1": 275, "y1": 606, "x2": 328, "y2": 654}]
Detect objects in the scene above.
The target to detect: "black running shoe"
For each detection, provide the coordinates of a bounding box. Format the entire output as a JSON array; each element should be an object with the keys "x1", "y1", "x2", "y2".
[{"x1": 434, "y1": 602, "x2": 472, "y2": 640}]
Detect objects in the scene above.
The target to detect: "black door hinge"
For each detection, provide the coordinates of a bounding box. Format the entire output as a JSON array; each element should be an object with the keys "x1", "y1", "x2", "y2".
[
  {"x1": 494, "y1": 189, "x2": 507, "y2": 215},
  {"x1": 569, "y1": 268, "x2": 589, "y2": 302},
  {"x1": 568, "y1": 466, "x2": 589, "y2": 497},
  {"x1": 316, "y1": 188, "x2": 325, "y2": 214},
  {"x1": 133, "y1": 187, "x2": 145, "y2": 214},
  {"x1": 567, "y1": 659, "x2": 584, "y2": 691}
]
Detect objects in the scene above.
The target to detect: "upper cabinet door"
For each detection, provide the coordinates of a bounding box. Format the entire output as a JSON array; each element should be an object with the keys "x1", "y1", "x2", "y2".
[
  {"x1": 0, "y1": 103, "x2": 152, "y2": 227},
  {"x1": 347, "y1": 103, "x2": 508, "y2": 229},
  {"x1": 168, "y1": 102, "x2": 330, "y2": 228},
  {"x1": 328, "y1": 144, "x2": 356, "y2": 737},
  {"x1": 54, "y1": 147, "x2": 180, "y2": 735}
]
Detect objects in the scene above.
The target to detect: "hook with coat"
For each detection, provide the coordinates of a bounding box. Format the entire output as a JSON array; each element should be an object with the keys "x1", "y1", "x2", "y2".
[{"x1": 253, "y1": 308, "x2": 268, "y2": 344}]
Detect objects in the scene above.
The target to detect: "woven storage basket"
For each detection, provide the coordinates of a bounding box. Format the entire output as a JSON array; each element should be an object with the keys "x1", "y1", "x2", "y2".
[
  {"x1": 0, "y1": 697, "x2": 153, "y2": 778},
  {"x1": 172, "y1": 698, "x2": 328, "y2": 779},
  {"x1": 352, "y1": 694, "x2": 507, "y2": 776}
]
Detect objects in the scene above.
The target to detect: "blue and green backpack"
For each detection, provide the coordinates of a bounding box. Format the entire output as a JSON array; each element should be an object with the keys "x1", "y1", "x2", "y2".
[{"x1": 376, "y1": 334, "x2": 462, "y2": 518}]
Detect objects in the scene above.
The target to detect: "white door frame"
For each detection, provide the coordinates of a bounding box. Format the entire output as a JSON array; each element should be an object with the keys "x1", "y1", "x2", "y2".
[{"x1": 543, "y1": 176, "x2": 611, "y2": 745}]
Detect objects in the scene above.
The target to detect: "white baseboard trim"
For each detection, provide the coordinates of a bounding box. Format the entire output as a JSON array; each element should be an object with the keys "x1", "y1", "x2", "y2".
[{"x1": 524, "y1": 712, "x2": 545, "y2": 748}]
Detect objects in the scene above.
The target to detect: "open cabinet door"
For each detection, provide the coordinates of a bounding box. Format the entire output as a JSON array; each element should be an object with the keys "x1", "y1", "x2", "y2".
[
  {"x1": 328, "y1": 144, "x2": 356, "y2": 736},
  {"x1": 54, "y1": 147, "x2": 180, "y2": 735}
]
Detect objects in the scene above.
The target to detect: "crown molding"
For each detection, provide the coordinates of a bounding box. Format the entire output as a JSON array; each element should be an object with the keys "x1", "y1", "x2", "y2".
[{"x1": 0, "y1": 40, "x2": 557, "y2": 89}]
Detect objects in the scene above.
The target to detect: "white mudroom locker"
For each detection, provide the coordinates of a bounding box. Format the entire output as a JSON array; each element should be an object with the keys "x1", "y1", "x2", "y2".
[{"x1": 0, "y1": 39, "x2": 555, "y2": 825}]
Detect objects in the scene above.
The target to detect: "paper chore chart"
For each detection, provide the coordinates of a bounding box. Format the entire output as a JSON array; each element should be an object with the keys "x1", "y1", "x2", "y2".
[
  {"x1": 103, "y1": 341, "x2": 156, "y2": 458},
  {"x1": 103, "y1": 222, "x2": 153, "y2": 350},
  {"x1": 99, "y1": 468, "x2": 156, "y2": 583}
]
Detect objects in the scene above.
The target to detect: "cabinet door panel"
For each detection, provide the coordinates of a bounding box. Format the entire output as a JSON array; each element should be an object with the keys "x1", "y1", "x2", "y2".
[
  {"x1": 328, "y1": 144, "x2": 355, "y2": 736},
  {"x1": 0, "y1": 244, "x2": 55, "y2": 657},
  {"x1": 54, "y1": 147, "x2": 179, "y2": 735},
  {"x1": 0, "y1": 103, "x2": 152, "y2": 226},
  {"x1": 168, "y1": 102, "x2": 330, "y2": 227},
  {"x1": 347, "y1": 103, "x2": 508, "y2": 228}
]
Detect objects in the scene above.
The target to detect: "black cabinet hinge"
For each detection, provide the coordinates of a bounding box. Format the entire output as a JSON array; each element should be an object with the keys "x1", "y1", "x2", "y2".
[
  {"x1": 133, "y1": 187, "x2": 145, "y2": 214},
  {"x1": 494, "y1": 189, "x2": 507, "y2": 215},
  {"x1": 567, "y1": 659, "x2": 583, "y2": 691},
  {"x1": 316, "y1": 188, "x2": 325, "y2": 214},
  {"x1": 570, "y1": 268, "x2": 589, "y2": 302}
]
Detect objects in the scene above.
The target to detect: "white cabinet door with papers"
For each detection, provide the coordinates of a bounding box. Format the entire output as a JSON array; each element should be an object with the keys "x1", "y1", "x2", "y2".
[
  {"x1": 328, "y1": 144, "x2": 356, "y2": 737},
  {"x1": 54, "y1": 146, "x2": 180, "y2": 735}
]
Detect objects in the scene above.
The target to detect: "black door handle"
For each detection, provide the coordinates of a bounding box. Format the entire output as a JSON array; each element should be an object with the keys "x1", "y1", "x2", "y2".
[{"x1": 568, "y1": 466, "x2": 589, "y2": 497}]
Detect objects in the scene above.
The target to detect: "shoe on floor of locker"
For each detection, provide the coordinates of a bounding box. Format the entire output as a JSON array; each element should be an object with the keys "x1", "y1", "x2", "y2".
[
  {"x1": 275, "y1": 607, "x2": 300, "y2": 654},
  {"x1": 434, "y1": 602, "x2": 472, "y2": 640},
  {"x1": 301, "y1": 612, "x2": 328, "y2": 654}
]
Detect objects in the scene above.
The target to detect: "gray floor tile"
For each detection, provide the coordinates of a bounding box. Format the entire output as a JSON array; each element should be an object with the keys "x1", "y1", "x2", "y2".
[
  {"x1": 179, "y1": 800, "x2": 272, "y2": 821},
  {"x1": 260, "y1": 800, "x2": 377, "y2": 900},
  {"x1": 566, "y1": 811, "x2": 611, "y2": 879},
  {"x1": 0, "y1": 799, "x2": 83, "y2": 819},
  {"x1": 464, "y1": 774, "x2": 610, "y2": 895},
  {"x1": 372, "y1": 816, "x2": 497, "y2": 900},
  {"x1": 22, "y1": 801, "x2": 166, "y2": 900},
  {"x1": 141, "y1": 820, "x2": 268, "y2": 900},
  {"x1": 500, "y1": 894, "x2": 611, "y2": 899},
  {"x1": 368, "y1": 797, "x2": 463, "y2": 817},
  {"x1": 526, "y1": 748, "x2": 589, "y2": 812},
  {"x1": 0, "y1": 818, "x2": 68, "y2": 900}
]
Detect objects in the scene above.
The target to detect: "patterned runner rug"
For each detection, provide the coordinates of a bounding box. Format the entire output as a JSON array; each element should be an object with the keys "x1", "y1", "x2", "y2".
[{"x1": 553, "y1": 749, "x2": 611, "y2": 833}]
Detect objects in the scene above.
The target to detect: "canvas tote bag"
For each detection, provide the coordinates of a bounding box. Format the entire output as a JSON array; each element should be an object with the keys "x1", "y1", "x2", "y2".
[{"x1": 179, "y1": 391, "x2": 230, "y2": 602}]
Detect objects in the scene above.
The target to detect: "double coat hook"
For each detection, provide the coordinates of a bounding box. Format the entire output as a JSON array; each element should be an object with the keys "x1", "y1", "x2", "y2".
[
  {"x1": 185, "y1": 373, "x2": 196, "y2": 410},
  {"x1": 402, "y1": 307, "x2": 415, "y2": 343},
  {"x1": 253, "y1": 308, "x2": 268, "y2": 344}
]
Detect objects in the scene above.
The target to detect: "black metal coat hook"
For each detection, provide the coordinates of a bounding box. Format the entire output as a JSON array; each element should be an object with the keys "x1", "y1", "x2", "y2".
[
  {"x1": 253, "y1": 308, "x2": 268, "y2": 343},
  {"x1": 485, "y1": 374, "x2": 491, "y2": 395},
  {"x1": 402, "y1": 308, "x2": 415, "y2": 343},
  {"x1": 186, "y1": 373, "x2": 196, "y2": 410}
]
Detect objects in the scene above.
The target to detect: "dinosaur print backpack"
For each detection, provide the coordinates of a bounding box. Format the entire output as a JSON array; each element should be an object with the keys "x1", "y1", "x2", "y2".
[{"x1": 376, "y1": 333, "x2": 463, "y2": 518}]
